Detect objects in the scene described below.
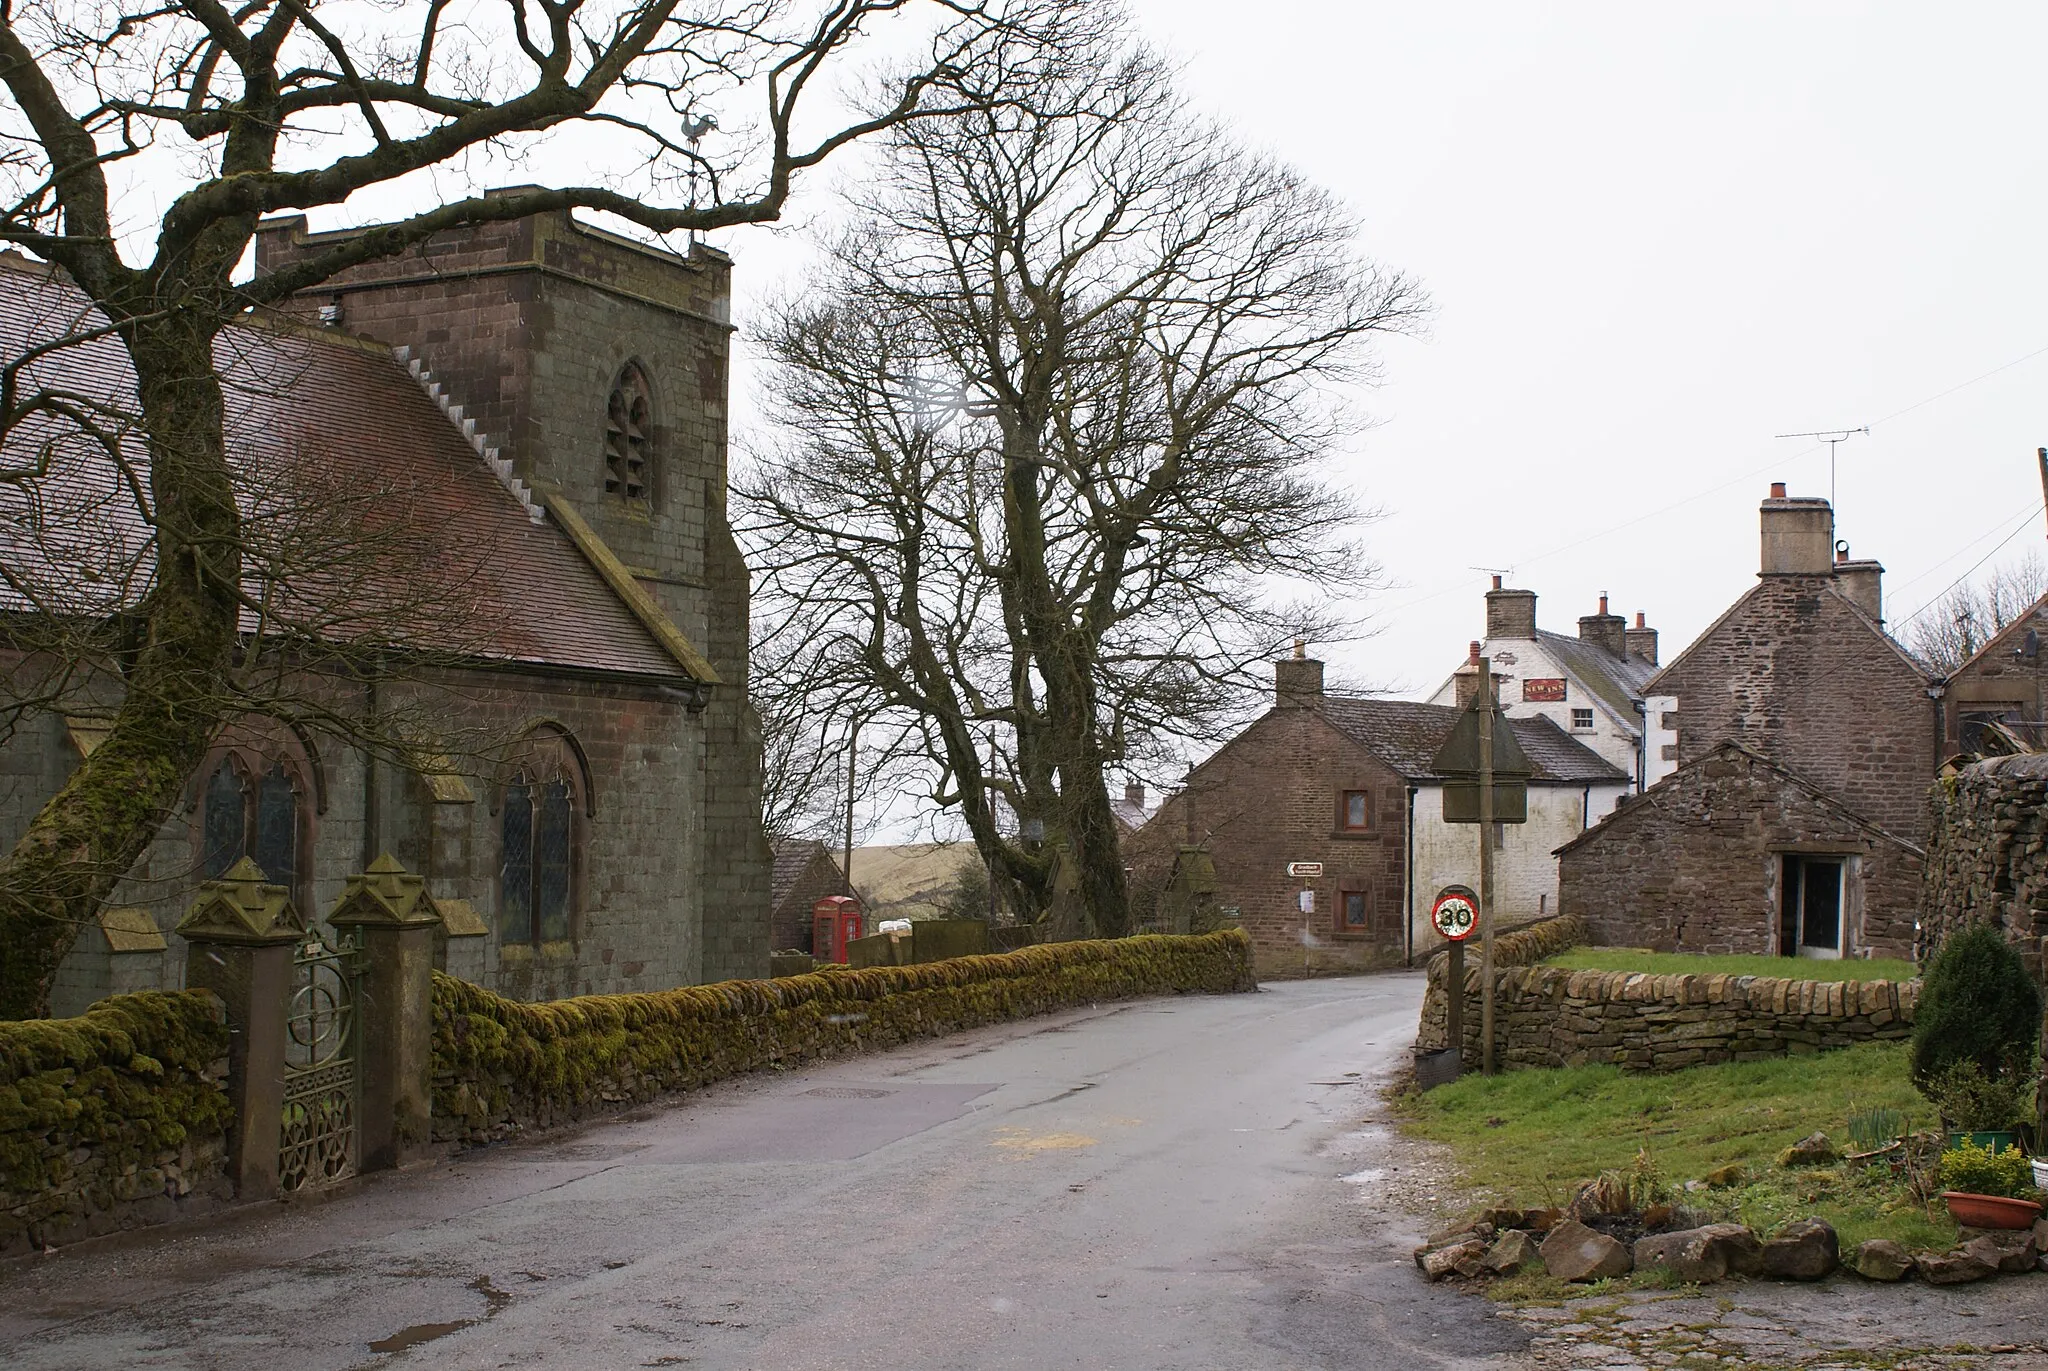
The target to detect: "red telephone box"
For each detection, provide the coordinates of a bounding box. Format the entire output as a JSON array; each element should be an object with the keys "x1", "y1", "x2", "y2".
[{"x1": 812, "y1": 895, "x2": 863, "y2": 964}]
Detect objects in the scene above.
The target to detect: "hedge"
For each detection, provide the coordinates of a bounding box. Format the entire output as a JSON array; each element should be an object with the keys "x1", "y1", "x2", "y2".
[
  {"x1": 1, "y1": 990, "x2": 234, "y2": 1255},
  {"x1": 433, "y1": 928, "x2": 1257, "y2": 1144}
]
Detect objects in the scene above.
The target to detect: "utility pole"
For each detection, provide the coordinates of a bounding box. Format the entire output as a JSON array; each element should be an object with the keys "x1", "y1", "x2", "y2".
[
  {"x1": 1478, "y1": 667, "x2": 1497, "y2": 1076},
  {"x1": 843, "y1": 717, "x2": 859, "y2": 896}
]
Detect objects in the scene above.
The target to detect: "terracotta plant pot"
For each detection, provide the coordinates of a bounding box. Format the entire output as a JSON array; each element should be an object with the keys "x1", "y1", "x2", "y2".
[{"x1": 1941, "y1": 1191, "x2": 2043, "y2": 1229}]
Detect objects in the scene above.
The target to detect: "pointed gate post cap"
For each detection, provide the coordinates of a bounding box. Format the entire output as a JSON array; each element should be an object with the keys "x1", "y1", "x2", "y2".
[
  {"x1": 327, "y1": 853, "x2": 442, "y2": 928},
  {"x1": 175, "y1": 857, "x2": 307, "y2": 945}
]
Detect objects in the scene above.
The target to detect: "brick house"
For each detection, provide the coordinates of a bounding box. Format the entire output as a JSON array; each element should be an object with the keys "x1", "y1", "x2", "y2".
[
  {"x1": 1425, "y1": 581, "x2": 1660, "y2": 788},
  {"x1": 1126, "y1": 649, "x2": 1627, "y2": 976},
  {"x1": 1, "y1": 207, "x2": 770, "y2": 1014},
  {"x1": 1560, "y1": 484, "x2": 1933, "y2": 960}
]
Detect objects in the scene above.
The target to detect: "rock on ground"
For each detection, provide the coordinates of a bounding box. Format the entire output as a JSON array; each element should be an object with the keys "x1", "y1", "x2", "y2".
[
  {"x1": 1759, "y1": 1217, "x2": 1838, "y2": 1280},
  {"x1": 1539, "y1": 1219, "x2": 1633, "y2": 1282},
  {"x1": 1850, "y1": 1238, "x2": 1913, "y2": 1281},
  {"x1": 1632, "y1": 1222, "x2": 1762, "y2": 1283}
]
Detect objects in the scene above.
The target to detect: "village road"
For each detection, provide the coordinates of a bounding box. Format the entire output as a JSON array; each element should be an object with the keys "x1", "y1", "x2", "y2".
[{"x1": 0, "y1": 973, "x2": 1527, "y2": 1371}]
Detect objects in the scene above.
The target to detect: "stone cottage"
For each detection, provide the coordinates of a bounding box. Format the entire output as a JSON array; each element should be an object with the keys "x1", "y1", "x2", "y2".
[
  {"x1": 769, "y1": 838, "x2": 852, "y2": 953},
  {"x1": 1125, "y1": 648, "x2": 1628, "y2": 975},
  {"x1": 1559, "y1": 483, "x2": 1933, "y2": 960},
  {"x1": 0, "y1": 205, "x2": 770, "y2": 1014},
  {"x1": 1425, "y1": 581, "x2": 1660, "y2": 788}
]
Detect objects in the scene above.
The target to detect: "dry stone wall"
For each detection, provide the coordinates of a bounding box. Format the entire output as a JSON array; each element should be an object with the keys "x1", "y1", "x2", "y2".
[
  {"x1": 1, "y1": 991, "x2": 234, "y2": 1257},
  {"x1": 1921, "y1": 754, "x2": 2048, "y2": 967}
]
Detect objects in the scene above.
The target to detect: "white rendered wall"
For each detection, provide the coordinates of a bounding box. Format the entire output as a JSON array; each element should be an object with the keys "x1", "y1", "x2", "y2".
[{"x1": 1406, "y1": 781, "x2": 1629, "y2": 959}]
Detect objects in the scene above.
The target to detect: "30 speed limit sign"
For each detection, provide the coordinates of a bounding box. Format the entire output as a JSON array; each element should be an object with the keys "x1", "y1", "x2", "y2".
[{"x1": 1431, "y1": 887, "x2": 1478, "y2": 942}]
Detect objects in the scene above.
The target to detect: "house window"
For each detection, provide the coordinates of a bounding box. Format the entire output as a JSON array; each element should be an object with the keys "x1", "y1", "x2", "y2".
[
  {"x1": 603, "y1": 363, "x2": 653, "y2": 500},
  {"x1": 200, "y1": 757, "x2": 301, "y2": 896},
  {"x1": 1570, "y1": 707, "x2": 1594, "y2": 730},
  {"x1": 1338, "y1": 790, "x2": 1371, "y2": 831},
  {"x1": 1340, "y1": 890, "x2": 1370, "y2": 931},
  {"x1": 1779, "y1": 855, "x2": 1846, "y2": 959},
  {"x1": 499, "y1": 728, "x2": 586, "y2": 945}
]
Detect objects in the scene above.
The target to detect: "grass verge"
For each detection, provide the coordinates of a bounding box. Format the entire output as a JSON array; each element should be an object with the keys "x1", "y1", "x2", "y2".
[
  {"x1": 1541, "y1": 948, "x2": 1918, "y2": 983},
  {"x1": 1397, "y1": 1041, "x2": 1955, "y2": 1252}
]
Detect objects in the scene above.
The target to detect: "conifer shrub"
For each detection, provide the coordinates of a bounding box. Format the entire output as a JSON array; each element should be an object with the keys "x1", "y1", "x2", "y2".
[{"x1": 1911, "y1": 922, "x2": 2040, "y2": 1107}]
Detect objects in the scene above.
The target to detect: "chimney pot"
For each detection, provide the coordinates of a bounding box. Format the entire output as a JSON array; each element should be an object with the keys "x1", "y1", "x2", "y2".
[
  {"x1": 1485, "y1": 585, "x2": 1538, "y2": 640},
  {"x1": 1275, "y1": 649, "x2": 1324, "y2": 707},
  {"x1": 1598, "y1": 593, "x2": 1609, "y2": 615},
  {"x1": 1491, "y1": 574, "x2": 1502, "y2": 590},
  {"x1": 1760, "y1": 488, "x2": 1834, "y2": 575},
  {"x1": 1454, "y1": 641, "x2": 1487, "y2": 708},
  {"x1": 1634, "y1": 612, "x2": 1645, "y2": 629}
]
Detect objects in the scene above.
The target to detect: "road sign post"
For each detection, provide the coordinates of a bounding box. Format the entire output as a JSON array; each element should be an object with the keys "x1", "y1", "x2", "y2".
[
  {"x1": 1430, "y1": 887, "x2": 1478, "y2": 1065},
  {"x1": 1478, "y1": 675, "x2": 1496, "y2": 1076}
]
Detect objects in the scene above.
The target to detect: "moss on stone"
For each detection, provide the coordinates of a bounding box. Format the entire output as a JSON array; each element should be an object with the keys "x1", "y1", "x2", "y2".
[
  {"x1": 433, "y1": 930, "x2": 1257, "y2": 1143},
  {"x1": 1, "y1": 990, "x2": 232, "y2": 1204}
]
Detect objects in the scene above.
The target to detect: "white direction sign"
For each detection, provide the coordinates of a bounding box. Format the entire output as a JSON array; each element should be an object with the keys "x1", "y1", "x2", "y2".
[{"x1": 1286, "y1": 861, "x2": 1324, "y2": 878}]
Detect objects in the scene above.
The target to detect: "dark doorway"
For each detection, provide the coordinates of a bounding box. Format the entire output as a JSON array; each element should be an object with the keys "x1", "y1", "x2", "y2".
[{"x1": 1779, "y1": 855, "x2": 1845, "y2": 958}]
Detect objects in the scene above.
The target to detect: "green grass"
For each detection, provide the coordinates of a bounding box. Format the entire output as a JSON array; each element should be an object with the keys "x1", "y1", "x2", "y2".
[
  {"x1": 1399, "y1": 1041, "x2": 1956, "y2": 1252},
  {"x1": 1542, "y1": 948, "x2": 1919, "y2": 983}
]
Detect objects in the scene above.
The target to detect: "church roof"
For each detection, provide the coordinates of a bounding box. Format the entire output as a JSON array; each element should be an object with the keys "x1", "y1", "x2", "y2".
[{"x1": 0, "y1": 257, "x2": 690, "y2": 681}]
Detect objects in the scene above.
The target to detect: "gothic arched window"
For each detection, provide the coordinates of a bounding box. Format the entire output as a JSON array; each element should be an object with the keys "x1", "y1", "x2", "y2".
[
  {"x1": 499, "y1": 730, "x2": 585, "y2": 945},
  {"x1": 201, "y1": 756, "x2": 302, "y2": 895},
  {"x1": 603, "y1": 364, "x2": 653, "y2": 501}
]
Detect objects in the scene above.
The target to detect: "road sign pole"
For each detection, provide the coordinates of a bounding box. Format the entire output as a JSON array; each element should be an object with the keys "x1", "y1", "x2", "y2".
[
  {"x1": 1478, "y1": 668, "x2": 1497, "y2": 1076},
  {"x1": 1446, "y1": 939, "x2": 1464, "y2": 1061}
]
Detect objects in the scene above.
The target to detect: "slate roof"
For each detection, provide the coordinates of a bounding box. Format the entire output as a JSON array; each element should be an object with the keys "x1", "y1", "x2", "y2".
[
  {"x1": 1535, "y1": 630, "x2": 1658, "y2": 724},
  {"x1": 770, "y1": 838, "x2": 834, "y2": 909},
  {"x1": 0, "y1": 257, "x2": 690, "y2": 681},
  {"x1": 1317, "y1": 696, "x2": 1629, "y2": 785}
]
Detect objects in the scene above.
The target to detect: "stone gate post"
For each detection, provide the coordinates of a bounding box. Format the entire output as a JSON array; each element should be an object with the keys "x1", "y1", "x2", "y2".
[
  {"x1": 175, "y1": 858, "x2": 305, "y2": 1199},
  {"x1": 328, "y1": 855, "x2": 441, "y2": 1172}
]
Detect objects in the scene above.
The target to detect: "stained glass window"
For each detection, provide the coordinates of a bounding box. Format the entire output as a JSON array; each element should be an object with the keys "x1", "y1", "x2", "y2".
[
  {"x1": 603, "y1": 365, "x2": 652, "y2": 500},
  {"x1": 202, "y1": 763, "x2": 245, "y2": 878},
  {"x1": 500, "y1": 779, "x2": 534, "y2": 945},
  {"x1": 254, "y1": 762, "x2": 297, "y2": 891},
  {"x1": 536, "y1": 780, "x2": 572, "y2": 942}
]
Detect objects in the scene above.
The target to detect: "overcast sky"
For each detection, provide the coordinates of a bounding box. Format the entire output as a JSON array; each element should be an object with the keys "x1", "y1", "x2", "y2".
[{"x1": 1080, "y1": 2, "x2": 2048, "y2": 701}]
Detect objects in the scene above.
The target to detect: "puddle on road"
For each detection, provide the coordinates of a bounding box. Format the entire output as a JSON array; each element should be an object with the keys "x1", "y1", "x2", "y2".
[
  {"x1": 1340, "y1": 1167, "x2": 1387, "y2": 1185},
  {"x1": 366, "y1": 1273, "x2": 512, "y2": 1356}
]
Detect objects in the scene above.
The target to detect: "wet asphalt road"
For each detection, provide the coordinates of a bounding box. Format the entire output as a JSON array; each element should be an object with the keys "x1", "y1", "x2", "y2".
[{"x1": 0, "y1": 973, "x2": 1527, "y2": 1371}]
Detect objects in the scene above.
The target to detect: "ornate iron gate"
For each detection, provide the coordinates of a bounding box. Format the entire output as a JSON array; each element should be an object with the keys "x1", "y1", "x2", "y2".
[{"x1": 279, "y1": 927, "x2": 362, "y2": 1192}]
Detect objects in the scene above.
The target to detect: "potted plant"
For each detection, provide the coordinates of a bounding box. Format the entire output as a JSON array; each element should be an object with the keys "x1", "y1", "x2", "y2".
[
  {"x1": 1912, "y1": 923, "x2": 2041, "y2": 1152},
  {"x1": 1938, "y1": 1137, "x2": 2043, "y2": 1229},
  {"x1": 1921, "y1": 1061, "x2": 2030, "y2": 1152}
]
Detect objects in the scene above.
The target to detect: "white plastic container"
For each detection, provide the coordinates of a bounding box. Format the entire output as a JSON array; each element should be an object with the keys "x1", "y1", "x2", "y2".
[{"x1": 2030, "y1": 1157, "x2": 2048, "y2": 1191}]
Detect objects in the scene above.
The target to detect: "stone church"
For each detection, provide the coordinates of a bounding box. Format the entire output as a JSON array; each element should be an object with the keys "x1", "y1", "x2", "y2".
[{"x1": 0, "y1": 202, "x2": 769, "y2": 1015}]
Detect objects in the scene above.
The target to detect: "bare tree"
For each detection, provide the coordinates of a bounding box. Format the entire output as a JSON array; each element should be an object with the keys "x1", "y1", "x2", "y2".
[
  {"x1": 1905, "y1": 551, "x2": 2048, "y2": 675},
  {"x1": 740, "y1": 33, "x2": 1426, "y2": 935},
  {"x1": 0, "y1": 0, "x2": 1076, "y2": 1017}
]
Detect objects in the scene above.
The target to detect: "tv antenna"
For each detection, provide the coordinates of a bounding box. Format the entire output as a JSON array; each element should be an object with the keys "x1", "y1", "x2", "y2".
[{"x1": 1773, "y1": 426, "x2": 1868, "y2": 512}]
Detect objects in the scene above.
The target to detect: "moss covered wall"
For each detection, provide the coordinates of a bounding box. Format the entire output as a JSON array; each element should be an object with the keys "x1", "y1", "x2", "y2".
[
  {"x1": 433, "y1": 930, "x2": 1257, "y2": 1145},
  {"x1": 1, "y1": 991, "x2": 235, "y2": 1257}
]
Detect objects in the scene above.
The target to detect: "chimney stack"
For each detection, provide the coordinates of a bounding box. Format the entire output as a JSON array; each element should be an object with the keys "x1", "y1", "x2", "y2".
[
  {"x1": 1454, "y1": 640, "x2": 1487, "y2": 708},
  {"x1": 1485, "y1": 583, "x2": 1538, "y2": 641},
  {"x1": 1577, "y1": 592, "x2": 1628, "y2": 657},
  {"x1": 1624, "y1": 611, "x2": 1659, "y2": 666},
  {"x1": 1760, "y1": 483, "x2": 1834, "y2": 575},
  {"x1": 1833, "y1": 545, "x2": 1884, "y2": 622},
  {"x1": 1125, "y1": 780, "x2": 1145, "y2": 809},
  {"x1": 1275, "y1": 643, "x2": 1324, "y2": 707}
]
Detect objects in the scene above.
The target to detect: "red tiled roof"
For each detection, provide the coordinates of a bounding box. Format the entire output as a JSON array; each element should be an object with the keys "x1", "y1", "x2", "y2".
[{"x1": 0, "y1": 259, "x2": 687, "y2": 680}]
